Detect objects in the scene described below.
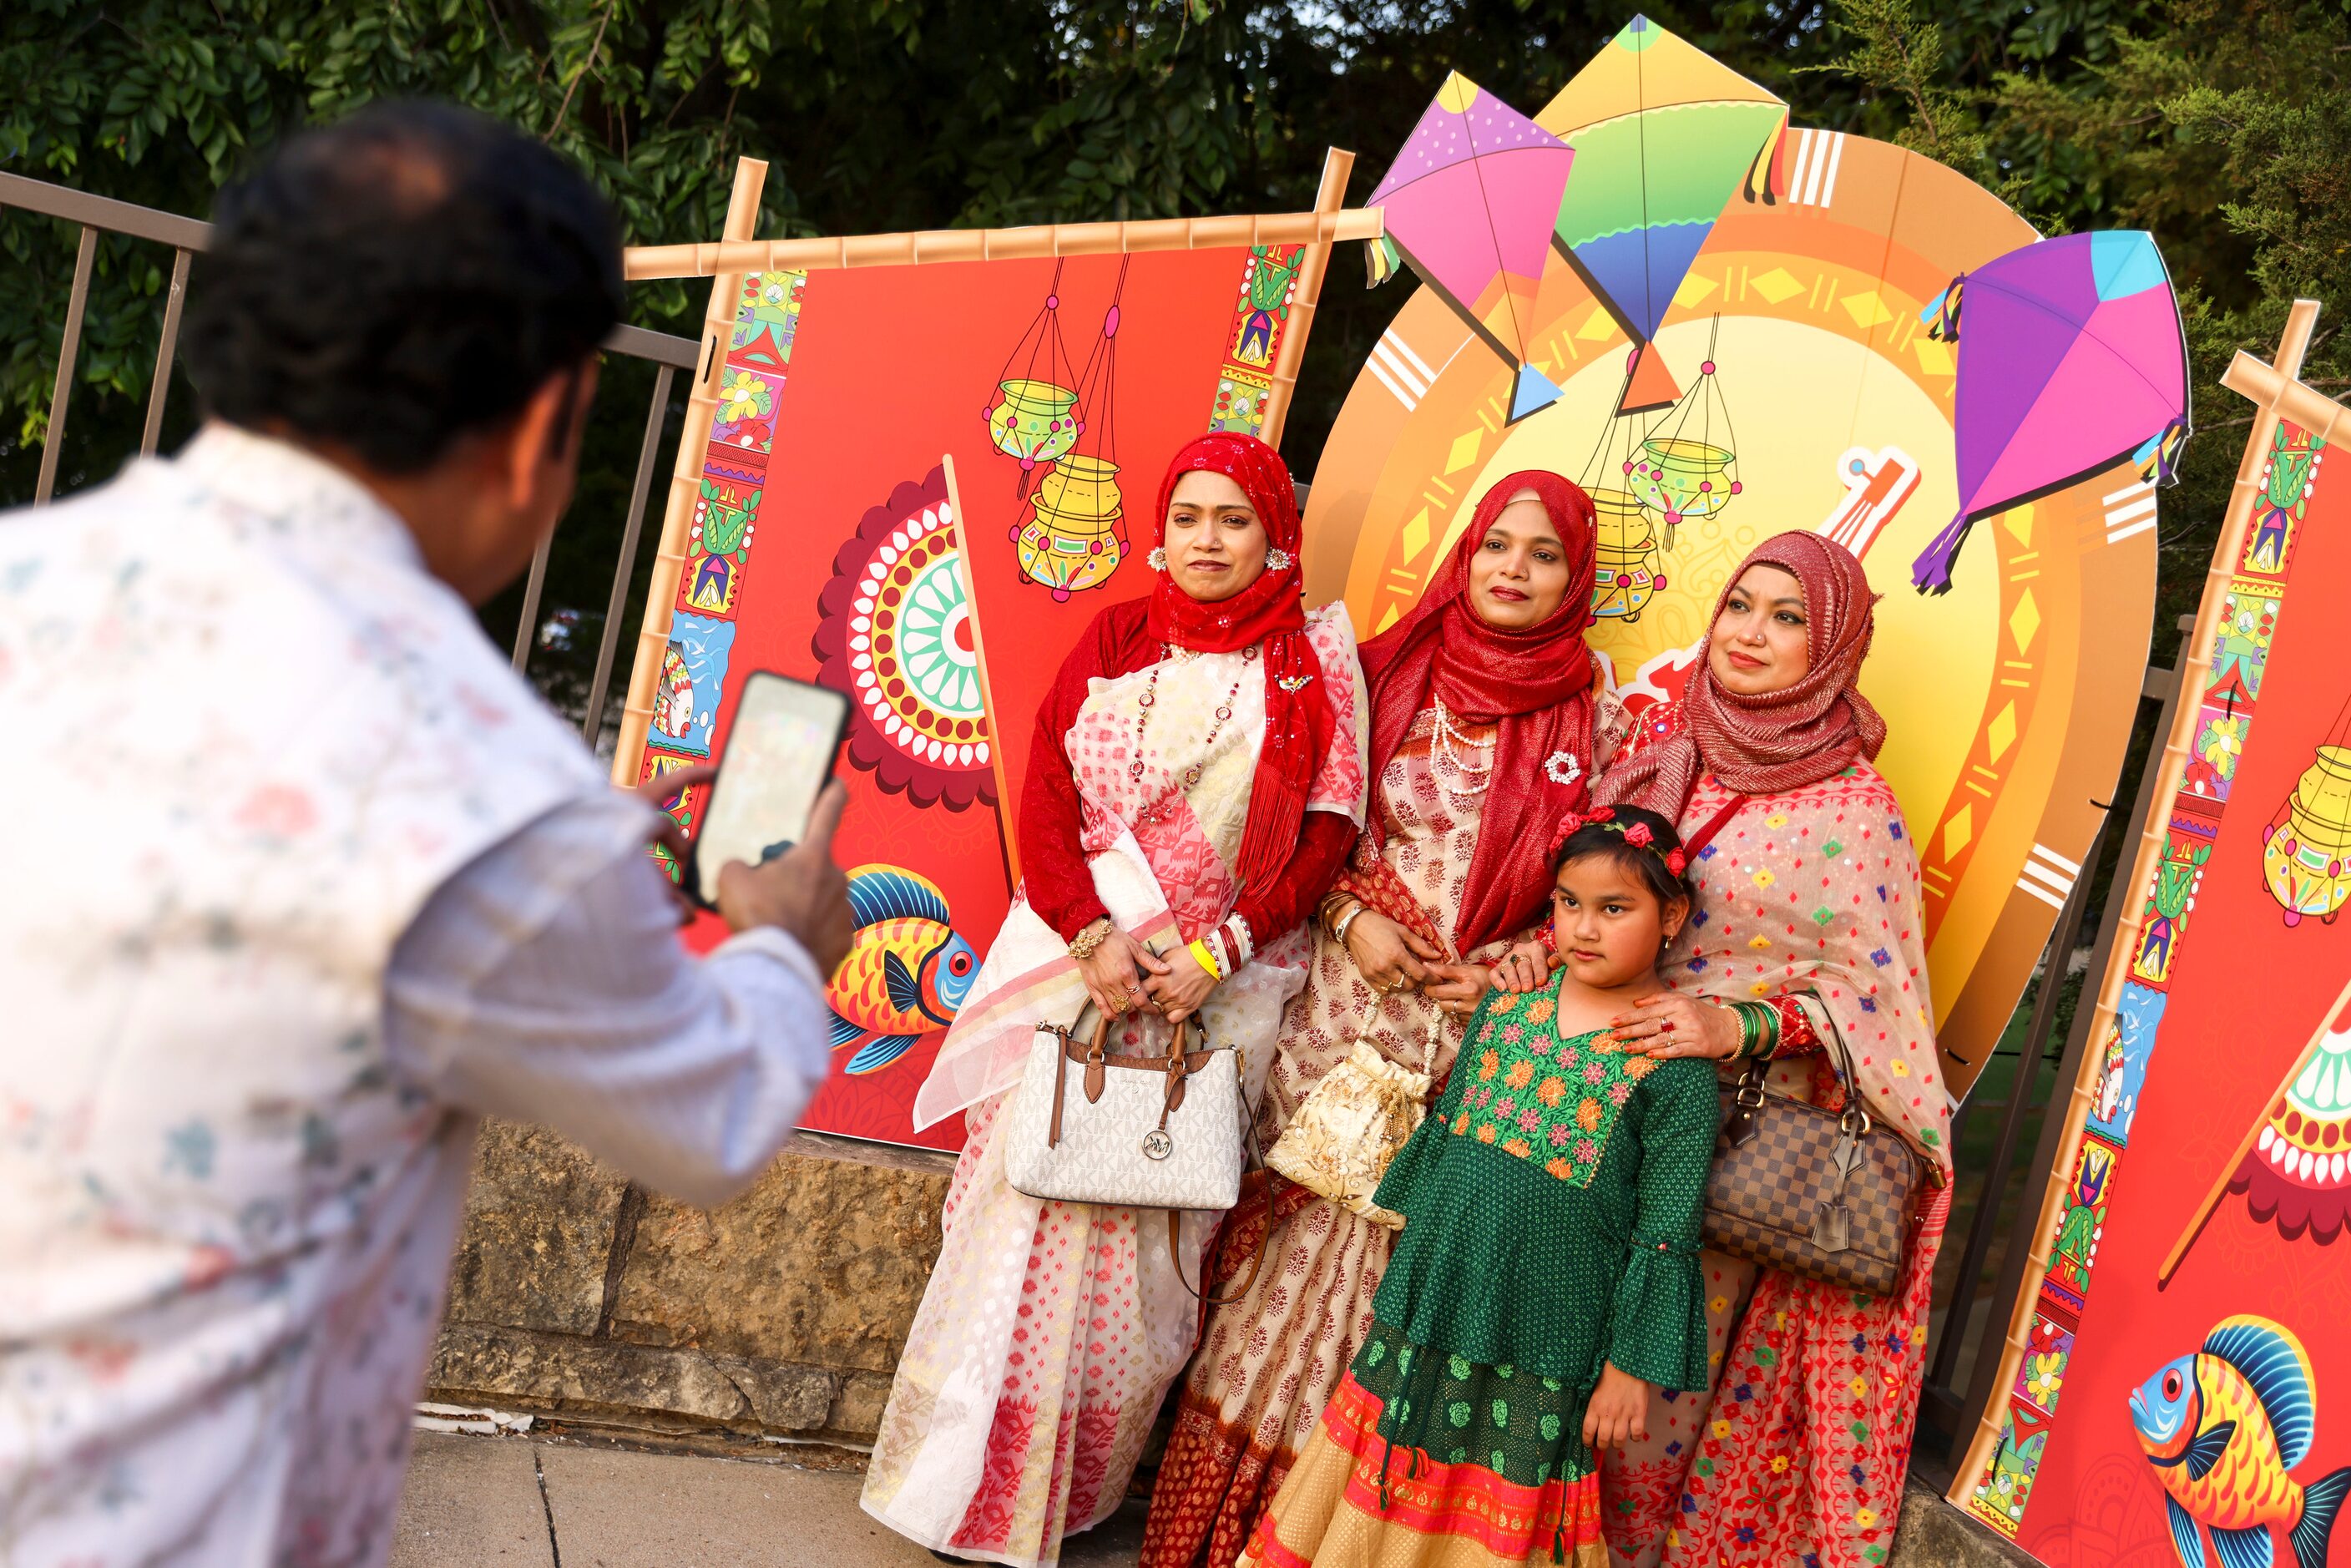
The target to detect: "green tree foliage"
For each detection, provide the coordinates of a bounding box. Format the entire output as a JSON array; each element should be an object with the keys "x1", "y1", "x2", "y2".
[{"x1": 3, "y1": 0, "x2": 2343, "y2": 716}]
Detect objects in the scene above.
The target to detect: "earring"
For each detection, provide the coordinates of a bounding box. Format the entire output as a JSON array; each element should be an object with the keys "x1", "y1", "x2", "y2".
[
  {"x1": 1265, "y1": 548, "x2": 1295, "y2": 571},
  {"x1": 1148, "y1": 547, "x2": 1167, "y2": 570}
]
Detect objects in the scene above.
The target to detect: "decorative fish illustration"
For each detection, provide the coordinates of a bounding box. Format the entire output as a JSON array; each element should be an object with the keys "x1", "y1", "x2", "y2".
[
  {"x1": 823, "y1": 864, "x2": 978, "y2": 1075},
  {"x1": 2131, "y1": 1314, "x2": 2351, "y2": 1568}
]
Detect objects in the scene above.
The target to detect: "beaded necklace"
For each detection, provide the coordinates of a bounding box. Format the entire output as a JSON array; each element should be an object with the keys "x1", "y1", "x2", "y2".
[
  {"x1": 1429, "y1": 695, "x2": 1496, "y2": 802},
  {"x1": 1129, "y1": 643, "x2": 1259, "y2": 819}
]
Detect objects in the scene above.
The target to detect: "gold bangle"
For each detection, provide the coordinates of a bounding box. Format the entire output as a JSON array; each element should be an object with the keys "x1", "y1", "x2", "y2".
[{"x1": 1068, "y1": 918, "x2": 1112, "y2": 961}]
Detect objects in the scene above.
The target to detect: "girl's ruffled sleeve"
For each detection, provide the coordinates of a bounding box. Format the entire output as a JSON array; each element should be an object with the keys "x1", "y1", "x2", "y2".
[{"x1": 1605, "y1": 1057, "x2": 1719, "y2": 1393}]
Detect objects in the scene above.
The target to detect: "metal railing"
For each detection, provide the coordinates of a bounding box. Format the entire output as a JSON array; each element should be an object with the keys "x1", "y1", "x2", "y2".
[{"x1": 0, "y1": 169, "x2": 696, "y2": 748}]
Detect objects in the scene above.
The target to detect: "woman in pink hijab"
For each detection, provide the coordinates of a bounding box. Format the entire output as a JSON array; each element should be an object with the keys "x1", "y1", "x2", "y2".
[{"x1": 1530, "y1": 532, "x2": 1954, "y2": 1568}]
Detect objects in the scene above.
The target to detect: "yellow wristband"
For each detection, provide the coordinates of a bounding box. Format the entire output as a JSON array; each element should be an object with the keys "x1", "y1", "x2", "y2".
[{"x1": 1187, "y1": 938, "x2": 1227, "y2": 981}]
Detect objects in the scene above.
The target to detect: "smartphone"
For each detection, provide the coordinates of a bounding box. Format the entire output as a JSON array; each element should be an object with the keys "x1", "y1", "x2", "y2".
[{"x1": 688, "y1": 671, "x2": 852, "y2": 909}]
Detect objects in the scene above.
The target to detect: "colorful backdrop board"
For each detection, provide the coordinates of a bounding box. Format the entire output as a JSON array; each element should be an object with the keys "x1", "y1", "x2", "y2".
[
  {"x1": 623, "y1": 239, "x2": 1322, "y2": 1152},
  {"x1": 1952, "y1": 316, "x2": 2351, "y2": 1566},
  {"x1": 1304, "y1": 17, "x2": 2187, "y2": 1101}
]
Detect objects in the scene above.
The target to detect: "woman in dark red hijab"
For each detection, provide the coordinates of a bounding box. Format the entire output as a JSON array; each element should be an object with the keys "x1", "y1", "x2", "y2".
[
  {"x1": 1145, "y1": 471, "x2": 1617, "y2": 1568},
  {"x1": 877, "y1": 433, "x2": 1369, "y2": 1568}
]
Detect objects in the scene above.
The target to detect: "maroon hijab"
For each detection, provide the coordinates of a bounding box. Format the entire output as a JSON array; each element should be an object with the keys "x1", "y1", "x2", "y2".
[
  {"x1": 1359, "y1": 470, "x2": 1601, "y2": 952},
  {"x1": 1097, "y1": 432, "x2": 1336, "y2": 913},
  {"x1": 1595, "y1": 530, "x2": 1888, "y2": 817}
]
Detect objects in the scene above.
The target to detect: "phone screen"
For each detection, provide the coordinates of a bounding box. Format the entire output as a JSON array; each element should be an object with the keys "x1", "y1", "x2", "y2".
[{"x1": 693, "y1": 673, "x2": 850, "y2": 908}]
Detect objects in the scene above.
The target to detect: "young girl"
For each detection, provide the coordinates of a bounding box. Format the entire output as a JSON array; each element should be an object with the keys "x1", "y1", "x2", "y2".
[{"x1": 1237, "y1": 806, "x2": 1720, "y2": 1568}]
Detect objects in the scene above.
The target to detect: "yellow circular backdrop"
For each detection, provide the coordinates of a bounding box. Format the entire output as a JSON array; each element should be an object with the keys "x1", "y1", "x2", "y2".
[{"x1": 1304, "y1": 134, "x2": 2158, "y2": 1098}]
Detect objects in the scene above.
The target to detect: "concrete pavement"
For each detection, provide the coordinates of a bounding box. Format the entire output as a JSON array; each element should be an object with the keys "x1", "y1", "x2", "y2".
[{"x1": 391, "y1": 1431, "x2": 1148, "y2": 1567}]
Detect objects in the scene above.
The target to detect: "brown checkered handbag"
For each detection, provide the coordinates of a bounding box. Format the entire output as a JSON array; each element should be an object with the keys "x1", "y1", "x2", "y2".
[{"x1": 1701, "y1": 1029, "x2": 1928, "y2": 1296}]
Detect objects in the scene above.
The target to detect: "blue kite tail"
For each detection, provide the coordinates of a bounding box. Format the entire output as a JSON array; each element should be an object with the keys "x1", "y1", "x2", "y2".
[
  {"x1": 2292, "y1": 1465, "x2": 2351, "y2": 1568},
  {"x1": 1912, "y1": 509, "x2": 1975, "y2": 595}
]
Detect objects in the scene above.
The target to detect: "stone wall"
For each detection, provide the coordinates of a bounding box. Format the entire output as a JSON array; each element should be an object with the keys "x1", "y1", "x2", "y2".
[{"x1": 427, "y1": 1120, "x2": 953, "y2": 1446}]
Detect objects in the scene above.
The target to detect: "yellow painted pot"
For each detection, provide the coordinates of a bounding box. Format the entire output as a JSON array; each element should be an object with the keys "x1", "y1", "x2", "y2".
[
  {"x1": 1019, "y1": 455, "x2": 1125, "y2": 601},
  {"x1": 1590, "y1": 488, "x2": 1666, "y2": 623},
  {"x1": 987, "y1": 378, "x2": 1081, "y2": 469},
  {"x1": 1629, "y1": 437, "x2": 1738, "y2": 535},
  {"x1": 2263, "y1": 745, "x2": 2351, "y2": 926}
]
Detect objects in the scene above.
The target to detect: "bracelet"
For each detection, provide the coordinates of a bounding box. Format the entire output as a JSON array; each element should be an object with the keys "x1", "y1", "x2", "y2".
[
  {"x1": 1320, "y1": 892, "x2": 1362, "y2": 942},
  {"x1": 1187, "y1": 937, "x2": 1229, "y2": 982},
  {"x1": 1223, "y1": 914, "x2": 1256, "y2": 968},
  {"x1": 1068, "y1": 918, "x2": 1113, "y2": 961},
  {"x1": 1331, "y1": 902, "x2": 1368, "y2": 950},
  {"x1": 1725, "y1": 1001, "x2": 1781, "y2": 1063}
]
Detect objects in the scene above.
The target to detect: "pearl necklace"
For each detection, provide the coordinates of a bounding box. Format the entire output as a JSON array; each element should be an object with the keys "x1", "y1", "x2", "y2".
[
  {"x1": 1130, "y1": 644, "x2": 1258, "y2": 818},
  {"x1": 1430, "y1": 695, "x2": 1495, "y2": 802}
]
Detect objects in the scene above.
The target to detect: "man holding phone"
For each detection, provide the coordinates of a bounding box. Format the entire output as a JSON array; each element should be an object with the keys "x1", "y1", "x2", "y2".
[{"x1": 0, "y1": 105, "x2": 852, "y2": 1565}]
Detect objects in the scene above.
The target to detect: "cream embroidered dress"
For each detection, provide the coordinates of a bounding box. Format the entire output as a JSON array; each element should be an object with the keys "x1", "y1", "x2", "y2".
[{"x1": 861, "y1": 605, "x2": 1368, "y2": 1567}]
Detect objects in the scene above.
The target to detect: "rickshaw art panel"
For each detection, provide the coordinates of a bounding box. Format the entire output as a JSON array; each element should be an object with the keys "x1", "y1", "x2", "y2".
[
  {"x1": 623, "y1": 240, "x2": 1317, "y2": 1152},
  {"x1": 1954, "y1": 425, "x2": 2351, "y2": 1563}
]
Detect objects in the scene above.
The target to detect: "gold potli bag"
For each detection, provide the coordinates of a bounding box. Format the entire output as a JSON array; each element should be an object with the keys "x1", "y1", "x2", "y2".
[{"x1": 1264, "y1": 1027, "x2": 1433, "y2": 1229}]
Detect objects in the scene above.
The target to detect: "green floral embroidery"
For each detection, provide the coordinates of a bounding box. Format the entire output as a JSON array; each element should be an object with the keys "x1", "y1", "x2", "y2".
[
  {"x1": 1541, "y1": 1413, "x2": 1562, "y2": 1441},
  {"x1": 1491, "y1": 1399, "x2": 1511, "y2": 1427},
  {"x1": 1449, "y1": 1446, "x2": 1469, "y2": 1464},
  {"x1": 1449, "y1": 1401, "x2": 1472, "y2": 1428},
  {"x1": 1449, "y1": 1354, "x2": 1471, "y2": 1380},
  {"x1": 1495, "y1": 1363, "x2": 1514, "y2": 1379},
  {"x1": 1366, "y1": 1340, "x2": 1387, "y2": 1367}
]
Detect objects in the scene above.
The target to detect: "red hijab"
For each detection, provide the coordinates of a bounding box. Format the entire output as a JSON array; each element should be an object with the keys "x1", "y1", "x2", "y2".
[
  {"x1": 1359, "y1": 470, "x2": 1601, "y2": 953},
  {"x1": 1099, "y1": 432, "x2": 1336, "y2": 913},
  {"x1": 1595, "y1": 530, "x2": 1888, "y2": 817}
]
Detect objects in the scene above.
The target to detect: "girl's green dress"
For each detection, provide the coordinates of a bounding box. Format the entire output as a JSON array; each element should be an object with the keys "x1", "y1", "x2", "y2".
[{"x1": 1243, "y1": 971, "x2": 1718, "y2": 1567}]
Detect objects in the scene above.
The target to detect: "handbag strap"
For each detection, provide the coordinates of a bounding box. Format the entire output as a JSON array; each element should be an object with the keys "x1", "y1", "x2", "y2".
[{"x1": 1169, "y1": 1206, "x2": 1269, "y2": 1305}]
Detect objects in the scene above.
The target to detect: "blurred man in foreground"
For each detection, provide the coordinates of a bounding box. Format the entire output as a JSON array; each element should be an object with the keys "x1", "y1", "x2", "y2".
[{"x1": 0, "y1": 103, "x2": 852, "y2": 1565}]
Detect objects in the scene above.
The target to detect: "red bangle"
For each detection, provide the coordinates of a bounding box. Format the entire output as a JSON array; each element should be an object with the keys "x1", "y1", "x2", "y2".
[{"x1": 1765, "y1": 995, "x2": 1819, "y2": 1055}]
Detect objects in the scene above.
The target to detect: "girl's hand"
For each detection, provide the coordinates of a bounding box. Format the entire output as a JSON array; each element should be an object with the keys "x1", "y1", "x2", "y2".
[
  {"x1": 1609, "y1": 991, "x2": 1742, "y2": 1060},
  {"x1": 1145, "y1": 943, "x2": 1221, "y2": 1025},
  {"x1": 1074, "y1": 927, "x2": 1170, "y2": 1019},
  {"x1": 1344, "y1": 911, "x2": 1442, "y2": 996},
  {"x1": 1420, "y1": 962, "x2": 1490, "y2": 1019},
  {"x1": 1583, "y1": 1363, "x2": 1652, "y2": 1449},
  {"x1": 1491, "y1": 940, "x2": 1554, "y2": 994}
]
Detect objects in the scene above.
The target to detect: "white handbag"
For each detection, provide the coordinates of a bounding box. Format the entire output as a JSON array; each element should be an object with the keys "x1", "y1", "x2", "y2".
[{"x1": 1003, "y1": 1006, "x2": 1246, "y2": 1214}]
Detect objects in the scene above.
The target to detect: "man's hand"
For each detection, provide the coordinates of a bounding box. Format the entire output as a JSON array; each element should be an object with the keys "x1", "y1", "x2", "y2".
[
  {"x1": 715, "y1": 781, "x2": 855, "y2": 977},
  {"x1": 632, "y1": 763, "x2": 715, "y2": 922}
]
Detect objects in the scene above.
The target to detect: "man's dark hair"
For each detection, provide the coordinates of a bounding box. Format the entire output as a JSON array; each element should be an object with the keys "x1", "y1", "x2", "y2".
[
  {"x1": 1551, "y1": 804, "x2": 1692, "y2": 909},
  {"x1": 183, "y1": 101, "x2": 624, "y2": 474}
]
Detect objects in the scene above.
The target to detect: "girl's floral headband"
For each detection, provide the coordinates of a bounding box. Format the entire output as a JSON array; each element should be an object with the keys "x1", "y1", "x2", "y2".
[{"x1": 1549, "y1": 805, "x2": 1688, "y2": 877}]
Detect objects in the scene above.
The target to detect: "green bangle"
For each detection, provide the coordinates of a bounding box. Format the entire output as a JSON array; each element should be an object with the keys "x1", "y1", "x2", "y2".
[{"x1": 1752, "y1": 1000, "x2": 1783, "y2": 1062}]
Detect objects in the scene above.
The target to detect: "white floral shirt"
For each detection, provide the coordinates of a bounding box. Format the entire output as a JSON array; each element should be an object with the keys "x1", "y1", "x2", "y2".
[{"x1": 0, "y1": 427, "x2": 832, "y2": 1566}]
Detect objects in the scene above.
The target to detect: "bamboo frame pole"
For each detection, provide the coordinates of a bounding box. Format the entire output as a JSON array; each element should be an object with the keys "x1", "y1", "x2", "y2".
[
  {"x1": 1948, "y1": 298, "x2": 2322, "y2": 1505},
  {"x1": 620, "y1": 206, "x2": 1384, "y2": 281},
  {"x1": 609, "y1": 158, "x2": 769, "y2": 788},
  {"x1": 1257, "y1": 149, "x2": 1354, "y2": 453}
]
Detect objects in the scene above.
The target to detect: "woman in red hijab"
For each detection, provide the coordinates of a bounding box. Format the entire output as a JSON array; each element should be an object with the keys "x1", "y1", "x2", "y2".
[
  {"x1": 865, "y1": 434, "x2": 1370, "y2": 1568},
  {"x1": 1502, "y1": 532, "x2": 1951, "y2": 1568},
  {"x1": 1145, "y1": 471, "x2": 1624, "y2": 1568}
]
